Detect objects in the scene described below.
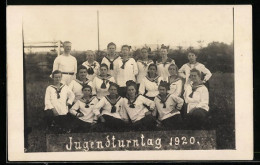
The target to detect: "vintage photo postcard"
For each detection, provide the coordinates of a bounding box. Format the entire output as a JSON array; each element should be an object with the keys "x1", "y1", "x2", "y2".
[{"x1": 7, "y1": 5, "x2": 253, "y2": 161}]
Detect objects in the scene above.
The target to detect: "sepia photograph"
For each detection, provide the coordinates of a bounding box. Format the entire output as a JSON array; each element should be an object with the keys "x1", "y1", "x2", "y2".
[{"x1": 7, "y1": 5, "x2": 253, "y2": 161}]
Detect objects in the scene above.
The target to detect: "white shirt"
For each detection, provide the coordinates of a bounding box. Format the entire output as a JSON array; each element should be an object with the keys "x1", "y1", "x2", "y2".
[
  {"x1": 183, "y1": 84, "x2": 209, "y2": 113},
  {"x1": 157, "y1": 58, "x2": 175, "y2": 80},
  {"x1": 154, "y1": 93, "x2": 184, "y2": 121},
  {"x1": 178, "y1": 62, "x2": 212, "y2": 88},
  {"x1": 44, "y1": 84, "x2": 75, "y2": 115},
  {"x1": 93, "y1": 96, "x2": 125, "y2": 120},
  {"x1": 53, "y1": 54, "x2": 77, "y2": 73},
  {"x1": 68, "y1": 79, "x2": 96, "y2": 102},
  {"x1": 82, "y1": 61, "x2": 100, "y2": 81},
  {"x1": 70, "y1": 97, "x2": 99, "y2": 123},
  {"x1": 116, "y1": 58, "x2": 139, "y2": 87},
  {"x1": 136, "y1": 60, "x2": 154, "y2": 84},
  {"x1": 166, "y1": 77, "x2": 183, "y2": 97},
  {"x1": 122, "y1": 95, "x2": 155, "y2": 123},
  {"x1": 92, "y1": 75, "x2": 116, "y2": 99},
  {"x1": 139, "y1": 76, "x2": 164, "y2": 98},
  {"x1": 101, "y1": 56, "x2": 121, "y2": 79}
]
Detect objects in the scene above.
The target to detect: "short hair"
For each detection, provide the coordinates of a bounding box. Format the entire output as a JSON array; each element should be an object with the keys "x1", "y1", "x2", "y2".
[
  {"x1": 158, "y1": 80, "x2": 170, "y2": 90},
  {"x1": 107, "y1": 42, "x2": 116, "y2": 49},
  {"x1": 100, "y1": 63, "x2": 109, "y2": 70},
  {"x1": 141, "y1": 47, "x2": 148, "y2": 52},
  {"x1": 109, "y1": 82, "x2": 120, "y2": 91},
  {"x1": 82, "y1": 84, "x2": 92, "y2": 92},
  {"x1": 86, "y1": 50, "x2": 95, "y2": 56},
  {"x1": 148, "y1": 63, "x2": 157, "y2": 70},
  {"x1": 190, "y1": 68, "x2": 202, "y2": 79},
  {"x1": 121, "y1": 45, "x2": 131, "y2": 50},
  {"x1": 77, "y1": 65, "x2": 88, "y2": 73},
  {"x1": 63, "y1": 41, "x2": 72, "y2": 46},
  {"x1": 187, "y1": 51, "x2": 198, "y2": 57},
  {"x1": 52, "y1": 70, "x2": 62, "y2": 78},
  {"x1": 126, "y1": 80, "x2": 137, "y2": 91},
  {"x1": 168, "y1": 64, "x2": 179, "y2": 72}
]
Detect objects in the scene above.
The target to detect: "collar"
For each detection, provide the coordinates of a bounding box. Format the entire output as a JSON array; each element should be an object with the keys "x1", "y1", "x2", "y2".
[
  {"x1": 146, "y1": 75, "x2": 160, "y2": 83},
  {"x1": 105, "y1": 55, "x2": 120, "y2": 62},
  {"x1": 157, "y1": 58, "x2": 173, "y2": 64},
  {"x1": 187, "y1": 62, "x2": 200, "y2": 68},
  {"x1": 105, "y1": 95, "x2": 122, "y2": 105},
  {"x1": 168, "y1": 77, "x2": 181, "y2": 84},
  {"x1": 127, "y1": 94, "x2": 140, "y2": 104},
  {"x1": 97, "y1": 74, "x2": 112, "y2": 80},
  {"x1": 75, "y1": 79, "x2": 90, "y2": 85},
  {"x1": 50, "y1": 83, "x2": 65, "y2": 90},
  {"x1": 80, "y1": 95, "x2": 96, "y2": 104},
  {"x1": 156, "y1": 93, "x2": 171, "y2": 102}
]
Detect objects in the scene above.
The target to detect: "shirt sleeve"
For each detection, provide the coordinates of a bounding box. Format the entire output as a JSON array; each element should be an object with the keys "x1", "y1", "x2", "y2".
[
  {"x1": 119, "y1": 100, "x2": 129, "y2": 121},
  {"x1": 52, "y1": 57, "x2": 59, "y2": 72},
  {"x1": 171, "y1": 95, "x2": 184, "y2": 110},
  {"x1": 196, "y1": 87, "x2": 209, "y2": 109},
  {"x1": 178, "y1": 64, "x2": 186, "y2": 79},
  {"x1": 67, "y1": 86, "x2": 75, "y2": 105},
  {"x1": 142, "y1": 95, "x2": 155, "y2": 110},
  {"x1": 95, "y1": 62, "x2": 100, "y2": 76},
  {"x1": 133, "y1": 60, "x2": 139, "y2": 75},
  {"x1": 68, "y1": 81, "x2": 74, "y2": 91},
  {"x1": 88, "y1": 81, "x2": 96, "y2": 95},
  {"x1": 44, "y1": 87, "x2": 54, "y2": 110},
  {"x1": 173, "y1": 80, "x2": 183, "y2": 97},
  {"x1": 93, "y1": 98, "x2": 106, "y2": 116},
  {"x1": 201, "y1": 65, "x2": 212, "y2": 82},
  {"x1": 138, "y1": 79, "x2": 145, "y2": 95},
  {"x1": 184, "y1": 85, "x2": 199, "y2": 104},
  {"x1": 69, "y1": 100, "x2": 80, "y2": 116}
]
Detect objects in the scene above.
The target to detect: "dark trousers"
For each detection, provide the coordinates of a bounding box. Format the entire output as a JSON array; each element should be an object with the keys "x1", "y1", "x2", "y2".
[
  {"x1": 186, "y1": 108, "x2": 208, "y2": 130},
  {"x1": 161, "y1": 114, "x2": 183, "y2": 129},
  {"x1": 96, "y1": 115, "x2": 127, "y2": 132},
  {"x1": 70, "y1": 117, "x2": 92, "y2": 133},
  {"x1": 132, "y1": 114, "x2": 157, "y2": 131},
  {"x1": 43, "y1": 110, "x2": 72, "y2": 133},
  {"x1": 118, "y1": 87, "x2": 127, "y2": 97}
]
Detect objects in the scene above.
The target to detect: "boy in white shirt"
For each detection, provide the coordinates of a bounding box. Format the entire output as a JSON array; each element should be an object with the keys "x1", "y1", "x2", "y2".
[
  {"x1": 183, "y1": 69, "x2": 209, "y2": 129},
  {"x1": 179, "y1": 52, "x2": 212, "y2": 90},
  {"x1": 44, "y1": 70, "x2": 75, "y2": 132},
  {"x1": 52, "y1": 41, "x2": 77, "y2": 85},
  {"x1": 69, "y1": 65, "x2": 96, "y2": 103},
  {"x1": 82, "y1": 50, "x2": 100, "y2": 81}
]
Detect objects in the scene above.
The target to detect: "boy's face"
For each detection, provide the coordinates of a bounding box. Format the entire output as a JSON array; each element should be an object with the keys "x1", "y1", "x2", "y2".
[
  {"x1": 107, "y1": 45, "x2": 116, "y2": 55},
  {"x1": 86, "y1": 52, "x2": 95, "y2": 61},
  {"x1": 53, "y1": 73, "x2": 62, "y2": 84},
  {"x1": 148, "y1": 66, "x2": 157, "y2": 75},
  {"x1": 63, "y1": 43, "x2": 71, "y2": 53},
  {"x1": 141, "y1": 49, "x2": 148, "y2": 59},
  {"x1": 127, "y1": 86, "x2": 136, "y2": 97},
  {"x1": 160, "y1": 49, "x2": 168, "y2": 57},
  {"x1": 121, "y1": 47, "x2": 129, "y2": 59},
  {"x1": 190, "y1": 71, "x2": 201, "y2": 83},
  {"x1": 168, "y1": 66, "x2": 177, "y2": 76},
  {"x1": 78, "y1": 69, "x2": 87, "y2": 80},
  {"x1": 159, "y1": 86, "x2": 167, "y2": 95},
  {"x1": 108, "y1": 86, "x2": 118, "y2": 96},
  {"x1": 82, "y1": 87, "x2": 92, "y2": 96},
  {"x1": 100, "y1": 67, "x2": 108, "y2": 76},
  {"x1": 188, "y1": 53, "x2": 197, "y2": 63}
]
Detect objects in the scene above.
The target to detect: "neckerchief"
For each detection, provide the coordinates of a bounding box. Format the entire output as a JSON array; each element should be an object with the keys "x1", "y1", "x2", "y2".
[
  {"x1": 158, "y1": 58, "x2": 173, "y2": 67},
  {"x1": 105, "y1": 95, "x2": 121, "y2": 113},
  {"x1": 50, "y1": 83, "x2": 65, "y2": 99},
  {"x1": 80, "y1": 96, "x2": 96, "y2": 108},
  {"x1": 97, "y1": 74, "x2": 112, "y2": 89},
  {"x1": 156, "y1": 93, "x2": 171, "y2": 108},
  {"x1": 127, "y1": 94, "x2": 140, "y2": 108},
  {"x1": 75, "y1": 79, "x2": 90, "y2": 87},
  {"x1": 120, "y1": 59, "x2": 129, "y2": 69},
  {"x1": 105, "y1": 55, "x2": 120, "y2": 70},
  {"x1": 146, "y1": 75, "x2": 160, "y2": 84},
  {"x1": 189, "y1": 84, "x2": 204, "y2": 98},
  {"x1": 137, "y1": 60, "x2": 153, "y2": 67}
]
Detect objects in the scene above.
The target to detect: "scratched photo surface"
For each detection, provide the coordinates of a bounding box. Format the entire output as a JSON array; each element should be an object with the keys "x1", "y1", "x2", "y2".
[{"x1": 6, "y1": 5, "x2": 238, "y2": 155}]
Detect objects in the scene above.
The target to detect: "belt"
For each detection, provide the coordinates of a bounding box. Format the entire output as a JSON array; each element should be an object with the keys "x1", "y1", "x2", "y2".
[{"x1": 62, "y1": 72, "x2": 74, "y2": 75}]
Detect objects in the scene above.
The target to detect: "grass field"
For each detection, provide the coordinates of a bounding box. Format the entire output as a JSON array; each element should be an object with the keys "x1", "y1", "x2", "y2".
[{"x1": 24, "y1": 72, "x2": 235, "y2": 152}]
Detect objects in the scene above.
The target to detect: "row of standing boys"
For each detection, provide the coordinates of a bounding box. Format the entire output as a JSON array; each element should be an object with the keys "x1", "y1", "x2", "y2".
[{"x1": 44, "y1": 41, "x2": 212, "y2": 133}]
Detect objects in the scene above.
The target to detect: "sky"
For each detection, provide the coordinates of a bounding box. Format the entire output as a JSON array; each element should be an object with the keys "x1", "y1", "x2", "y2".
[{"x1": 21, "y1": 5, "x2": 234, "y2": 51}]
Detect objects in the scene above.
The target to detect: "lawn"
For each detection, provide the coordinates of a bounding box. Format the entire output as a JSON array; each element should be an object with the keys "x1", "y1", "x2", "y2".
[{"x1": 24, "y1": 71, "x2": 235, "y2": 152}]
